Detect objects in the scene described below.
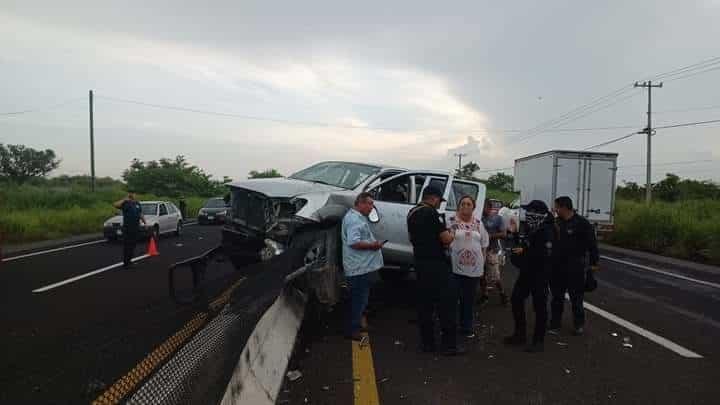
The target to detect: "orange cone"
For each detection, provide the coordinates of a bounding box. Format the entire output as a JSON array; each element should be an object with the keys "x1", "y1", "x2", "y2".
[{"x1": 147, "y1": 236, "x2": 159, "y2": 256}]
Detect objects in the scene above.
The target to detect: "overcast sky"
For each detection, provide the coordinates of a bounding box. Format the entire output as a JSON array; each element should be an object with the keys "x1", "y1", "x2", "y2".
[{"x1": 1, "y1": 1, "x2": 719, "y2": 183}]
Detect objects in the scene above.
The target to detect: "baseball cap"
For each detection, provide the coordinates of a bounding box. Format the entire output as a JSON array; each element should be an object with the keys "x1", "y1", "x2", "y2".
[
  {"x1": 521, "y1": 200, "x2": 549, "y2": 213},
  {"x1": 422, "y1": 186, "x2": 447, "y2": 201}
]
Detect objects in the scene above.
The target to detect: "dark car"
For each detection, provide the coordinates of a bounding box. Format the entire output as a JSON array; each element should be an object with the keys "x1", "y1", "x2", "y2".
[{"x1": 198, "y1": 197, "x2": 230, "y2": 225}]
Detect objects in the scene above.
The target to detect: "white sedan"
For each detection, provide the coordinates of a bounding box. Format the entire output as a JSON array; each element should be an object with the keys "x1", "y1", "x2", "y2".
[{"x1": 103, "y1": 200, "x2": 184, "y2": 241}]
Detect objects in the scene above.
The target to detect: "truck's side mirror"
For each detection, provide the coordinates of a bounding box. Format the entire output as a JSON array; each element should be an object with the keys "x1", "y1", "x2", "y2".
[{"x1": 368, "y1": 207, "x2": 380, "y2": 223}]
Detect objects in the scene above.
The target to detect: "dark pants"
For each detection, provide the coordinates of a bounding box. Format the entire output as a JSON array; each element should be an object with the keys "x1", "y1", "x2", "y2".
[
  {"x1": 415, "y1": 259, "x2": 458, "y2": 350},
  {"x1": 122, "y1": 225, "x2": 139, "y2": 267},
  {"x1": 455, "y1": 274, "x2": 480, "y2": 333},
  {"x1": 510, "y1": 271, "x2": 548, "y2": 343},
  {"x1": 550, "y1": 264, "x2": 586, "y2": 328},
  {"x1": 346, "y1": 273, "x2": 372, "y2": 335}
]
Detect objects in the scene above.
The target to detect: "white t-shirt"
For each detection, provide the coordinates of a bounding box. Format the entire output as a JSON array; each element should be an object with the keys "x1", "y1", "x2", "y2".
[{"x1": 447, "y1": 215, "x2": 490, "y2": 277}]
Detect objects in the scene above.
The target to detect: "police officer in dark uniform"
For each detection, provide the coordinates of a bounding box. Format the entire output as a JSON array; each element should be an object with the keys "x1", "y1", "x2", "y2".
[
  {"x1": 503, "y1": 200, "x2": 555, "y2": 353},
  {"x1": 113, "y1": 191, "x2": 146, "y2": 268},
  {"x1": 549, "y1": 196, "x2": 599, "y2": 336},
  {"x1": 407, "y1": 186, "x2": 464, "y2": 355}
]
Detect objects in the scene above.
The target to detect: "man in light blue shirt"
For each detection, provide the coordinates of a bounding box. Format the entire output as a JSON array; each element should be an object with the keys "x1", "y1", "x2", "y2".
[{"x1": 341, "y1": 192, "x2": 384, "y2": 340}]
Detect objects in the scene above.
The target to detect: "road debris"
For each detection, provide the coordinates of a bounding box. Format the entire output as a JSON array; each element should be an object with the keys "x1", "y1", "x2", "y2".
[
  {"x1": 488, "y1": 354, "x2": 495, "y2": 359},
  {"x1": 556, "y1": 342, "x2": 569, "y2": 347},
  {"x1": 564, "y1": 368, "x2": 571, "y2": 375},
  {"x1": 175, "y1": 243, "x2": 184, "y2": 247},
  {"x1": 611, "y1": 332, "x2": 619, "y2": 337},
  {"x1": 400, "y1": 394, "x2": 408, "y2": 400},
  {"x1": 378, "y1": 377, "x2": 390, "y2": 384},
  {"x1": 287, "y1": 370, "x2": 303, "y2": 382},
  {"x1": 321, "y1": 385, "x2": 330, "y2": 391},
  {"x1": 394, "y1": 339, "x2": 403, "y2": 346},
  {"x1": 622, "y1": 337, "x2": 633, "y2": 348},
  {"x1": 359, "y1": 335, "x2": 369, "y2": 348}
]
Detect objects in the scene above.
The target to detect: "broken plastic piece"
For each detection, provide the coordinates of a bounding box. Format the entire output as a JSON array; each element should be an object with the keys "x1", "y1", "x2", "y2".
[
  {"x1": 175, "y1": 243, "x2": 184, "y2": 247},
  {"x1": 622, "y1": 342, "x2": 633, "y2": 348},
  {"x1": 400, "y1": 394, "x2": 408, "y2": 400},
  {"x1": 564, "y1": 368, "x2": 571, "y2": 375},
  {"x1": 488, "y1": 354, "x2": 495, "y2": 359},
  {"x1": 556, "y1": 342, "x2": 569, "y2": 347},
  {"x1": 394, "y1": 340, "x2": 403, "y2": 346},
  {"x1": 287, "y1": 370, "x2": 303, "y2": 382},
  {"x1": 321, "y1": 385, "x2": 330, "y2": 391},
  {"x1": 611, "y1": 332, "x2": 619, "y2": 337},
  {"x1": 378, "y1": 377, "x2": 390, "y2": 384}
]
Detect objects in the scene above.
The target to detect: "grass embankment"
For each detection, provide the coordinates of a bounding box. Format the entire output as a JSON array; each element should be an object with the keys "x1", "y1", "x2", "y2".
[
  {"x1": 607, "y1": 199, "x2": 720, "y2": 265},
  {"x1": 0, "y1": 184, "x2": 205, "y2": 245}
]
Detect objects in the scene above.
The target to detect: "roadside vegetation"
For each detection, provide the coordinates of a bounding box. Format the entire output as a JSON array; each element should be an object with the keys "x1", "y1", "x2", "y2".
[{"x1": 0, "y1": 145, "x2": 228, "y2": 245}]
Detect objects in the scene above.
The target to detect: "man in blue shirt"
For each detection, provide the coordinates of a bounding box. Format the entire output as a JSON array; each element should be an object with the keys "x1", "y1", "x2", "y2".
[
  {"x1": 341, "y1": 192, "x2": 384, "y2": 341},
  {"x1": 113, "y1": 191, "x2": 146, "y2": 268}
]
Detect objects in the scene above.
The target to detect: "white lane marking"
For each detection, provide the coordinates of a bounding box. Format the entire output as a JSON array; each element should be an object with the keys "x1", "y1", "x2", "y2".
[
  {"x1": 3, "y1": 239, "x2": 106, "y2": 262},
  {"x1": 600, "y1": 255, "x2": 720, "y2": 289},
  {"x1": 576, "y1": 294, "x2": 703, "y2": 358},
  {"x1": 4, "y1": 221, "x2": 198, "y2": 263},
  {"x1": 32, "y1": 254, "x2": 151, "y2": 293}
]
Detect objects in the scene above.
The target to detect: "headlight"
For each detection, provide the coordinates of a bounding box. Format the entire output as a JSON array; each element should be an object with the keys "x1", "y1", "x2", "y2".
[{"x1": 292, "y1": 198, "x2": 308, "y2": 213}]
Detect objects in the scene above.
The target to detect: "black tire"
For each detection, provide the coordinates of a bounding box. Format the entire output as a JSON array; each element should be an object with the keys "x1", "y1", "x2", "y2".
[{"x1": 175, "y1": 221, "x2": 182, "y2": 237}]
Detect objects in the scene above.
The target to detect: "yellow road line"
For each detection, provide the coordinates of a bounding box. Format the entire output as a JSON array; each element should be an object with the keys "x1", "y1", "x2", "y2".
[
  {"x1": 352, "y1": 332, "x2": 380, "y2": 405},
  {"x1": 92, "y1": 277, "x2": 246, "y2": 404}
]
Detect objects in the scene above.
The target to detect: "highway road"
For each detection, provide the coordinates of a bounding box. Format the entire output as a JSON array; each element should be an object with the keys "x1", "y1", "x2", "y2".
[
  {"x1": 283, "y1": 249, "x2": 720, "y2": 405},
  {"x1": 0, "y1": 224, "x2": 241, "y2": 404},
  {"x1": 2, "y1": 227, "x2": 719, "y2": 404}
]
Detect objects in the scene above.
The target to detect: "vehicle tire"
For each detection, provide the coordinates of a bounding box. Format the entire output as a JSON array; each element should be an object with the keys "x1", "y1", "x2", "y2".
[
  {"x1": 379, "y1": 268, "x2": 409, "y2": 285},
  {"x1": 175, "y1": 221, "x2": 182, "y2": 237}
]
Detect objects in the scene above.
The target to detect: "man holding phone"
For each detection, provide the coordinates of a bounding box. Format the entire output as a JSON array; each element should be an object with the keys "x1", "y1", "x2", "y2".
[
  {"x1": 113, "y1": 191, "x2": 146, "y2": 268},
  {"x1": 341, "y1": 192, "x2": 384, "y2": 341}
]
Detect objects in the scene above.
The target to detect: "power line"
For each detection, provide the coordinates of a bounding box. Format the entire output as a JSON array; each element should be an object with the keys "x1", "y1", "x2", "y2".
[
  {"x1": 647, "y1": 55, "x2": 720, "y2": 81},
  {"x1": 664, "y1": 65, "x2": 720, "y2": 83},
  {"x1": 617, "y1": 159, "x2": 716, "y2": 169},
  {"x1": 95, "y1": 93, "x2": 637, "y2": 136},
  {"x1": 655, "y1": 118, "x2": 720, "y2": 130},
  {"x1": 654, "y1": 104, "x2": 720, "y2": 114},
  {"x1": 582, "y1": 131, "x2": 641, "y2": 151},
  {"x1": 0, "y1": 98, "x2": 85, "y2": 116}
]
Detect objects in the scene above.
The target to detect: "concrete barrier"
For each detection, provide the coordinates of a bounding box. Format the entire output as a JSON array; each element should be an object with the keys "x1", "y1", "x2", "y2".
[{"x1": 220, "y1": 286, "x2": 307, "y2": 405}]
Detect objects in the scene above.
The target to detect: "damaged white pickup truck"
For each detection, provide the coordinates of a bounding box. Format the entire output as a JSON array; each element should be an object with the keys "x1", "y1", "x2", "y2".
[{"x1": 221, "y1": 161, "x2": 486, "y2": 305}]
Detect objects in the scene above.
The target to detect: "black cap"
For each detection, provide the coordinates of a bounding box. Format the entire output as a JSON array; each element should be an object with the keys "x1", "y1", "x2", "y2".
[
  {"x1": 422, "y1": 186, "x2": 447, "y2": 201},
  {"x1": 521, "y1": 200, "x2": 549, "y2": 213}
]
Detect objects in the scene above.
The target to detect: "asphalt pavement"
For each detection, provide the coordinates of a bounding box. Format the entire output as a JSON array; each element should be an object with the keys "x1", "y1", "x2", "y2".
[
  {"x1": 283, "y1": 251, "x2": 720, "y2": 405},
  {"x1": 0, "y1": 224, "x2": 242, "y2": 404}
]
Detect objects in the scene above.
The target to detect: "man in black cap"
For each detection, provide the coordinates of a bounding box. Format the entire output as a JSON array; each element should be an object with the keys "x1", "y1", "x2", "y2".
[
  {"x1": 407, "y1": 186, "x2": 464, "y2": 355},
  {"x1": 113, "y1": 191, "x2": 146, "y2": 268},
  {"x1": 503, "y1": 200, "x2": 555, "y2": 353},
  {"x1": 549, "y1": 196, "x2": 599, "y2": 336}
]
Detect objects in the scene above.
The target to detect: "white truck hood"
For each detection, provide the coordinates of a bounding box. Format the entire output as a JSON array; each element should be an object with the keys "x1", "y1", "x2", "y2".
[{"x1": 228, "y1": 177, "x2": 343, "y2": 198}]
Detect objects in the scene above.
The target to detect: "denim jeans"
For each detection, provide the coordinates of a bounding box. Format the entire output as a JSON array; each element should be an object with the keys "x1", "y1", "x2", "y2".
[{"x1": 346, "y1": 273, "x2": 372, "y2": 335}]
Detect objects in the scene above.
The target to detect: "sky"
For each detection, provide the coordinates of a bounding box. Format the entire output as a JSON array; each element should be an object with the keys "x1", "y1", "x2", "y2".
[{"x1": 1, "y1": 0, "x2": 719, "y2": 184}]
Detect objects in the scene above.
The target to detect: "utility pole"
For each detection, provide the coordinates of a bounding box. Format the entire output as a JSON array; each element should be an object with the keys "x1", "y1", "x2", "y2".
[
  {"x1": 454, "y1": 153, "x2": 467, "y2": 173},
  {"x1": 89, "y1": 90, "x2": 95, "y2": 192},
  {"x1": 634, "y1": 80, "x2": 662, "y2": 203}
]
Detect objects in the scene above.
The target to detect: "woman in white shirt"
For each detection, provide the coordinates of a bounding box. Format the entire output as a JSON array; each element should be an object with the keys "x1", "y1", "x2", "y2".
[{"x1": 447, "y1": 195, "x2": 490, "y2": 338}]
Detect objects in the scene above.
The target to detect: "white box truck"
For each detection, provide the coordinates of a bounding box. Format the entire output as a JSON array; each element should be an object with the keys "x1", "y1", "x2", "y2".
[{"x1": 514, "y1": 150, "x2": 618, "y2": 233}]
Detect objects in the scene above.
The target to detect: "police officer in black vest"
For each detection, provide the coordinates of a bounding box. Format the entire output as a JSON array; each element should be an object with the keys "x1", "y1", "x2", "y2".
[
  {"x1": 550, "y1": 196, "x2": 599, "y2": 336},
  {"x1": 503, "y1": 200, "x2": 555, "y2": 353},
  {"x1": 407, "y1": 186, "x2": 465, "y2": 356}
]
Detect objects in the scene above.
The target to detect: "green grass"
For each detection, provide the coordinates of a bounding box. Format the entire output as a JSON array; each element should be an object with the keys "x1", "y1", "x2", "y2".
[
  {"x1": 485, "y1": 188, "x2": 518, "y2": 205},
  {"x1": 0, "y1": 183, "x2": 209, "y2": 245},
  {"x1": 607, "y1": 199, "x2": 720, "y2": 265}
]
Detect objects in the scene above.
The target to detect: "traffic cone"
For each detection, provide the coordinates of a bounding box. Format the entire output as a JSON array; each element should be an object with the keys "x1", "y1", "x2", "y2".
[{"x1": 147, "y1": 236, "x2": 159, "y2": 256}]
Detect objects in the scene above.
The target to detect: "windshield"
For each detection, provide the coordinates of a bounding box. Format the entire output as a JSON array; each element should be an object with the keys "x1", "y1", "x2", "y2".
[
  {"x1": 141, "y1": 203, "x2": 158, "y2": 216},
  {"x1": 289, "y1": 162, "x2": 381, "y2": 189},
  {"x1": 204, "y1": 198, "x2": 227, "y2": 208}
]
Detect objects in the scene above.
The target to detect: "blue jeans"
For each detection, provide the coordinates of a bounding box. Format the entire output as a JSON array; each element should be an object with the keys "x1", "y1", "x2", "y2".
[
  {"x1": 455, "y1": 274, "x2": 480, "y2": 333},
  {"x1": 346, "y1": 273, "x2": 372, "y2": 335}
]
